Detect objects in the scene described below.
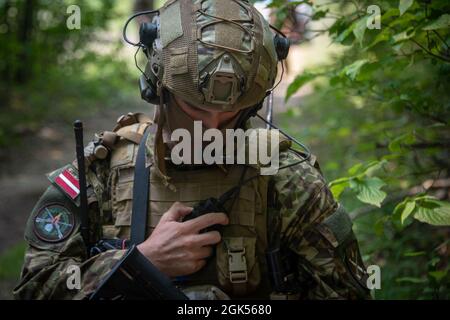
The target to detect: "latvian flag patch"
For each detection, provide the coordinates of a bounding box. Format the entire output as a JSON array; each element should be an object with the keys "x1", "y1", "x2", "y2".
[{"x1": 48, "y1": 165, "x2": 80, "y2": 200}]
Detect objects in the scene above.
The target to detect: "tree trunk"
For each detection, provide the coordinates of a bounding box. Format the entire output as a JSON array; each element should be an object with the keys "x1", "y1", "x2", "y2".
[
  {"x1": 15, "y1": 0, "x2": 35, "y2": 84},
  {"x1": 1, "y1": 0, "x2": 11, "y2": 107},
  {"x1": 2, "y1": 1, "x2": 11, "y2": 80}
]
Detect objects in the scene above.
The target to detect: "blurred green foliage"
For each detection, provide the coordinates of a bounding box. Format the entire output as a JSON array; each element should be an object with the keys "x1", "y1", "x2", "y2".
[
  {"x1": 0, "y1": 0, "x2": 448, "y2": 300},
  {"x1": 0, "y1": 0, "x2": 138, "y2": 148},
  {"x1": 0, "y1": 242, "x2": 26, "y2": 281},
  {"x1": 268, "y1": 0, "x2": 449, "y2": 299}
]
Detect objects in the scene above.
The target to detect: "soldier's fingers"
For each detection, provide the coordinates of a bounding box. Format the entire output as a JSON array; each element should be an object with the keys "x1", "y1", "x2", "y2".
[
  {"x1": 191, "y1": 231, "x2": 222, "y2": 246},
  {"x1": 183, "y1": 212, "x2": 228, "y2": 233},
  {"x1": 161, "y1": 202, "x2": 193, "y2": 222},
  {"x1": 192, "y1": 259, "x2": 207, "y2": 274},
  {"x1": 191, "y1": 246, "x2": 213, "y2": 260}
]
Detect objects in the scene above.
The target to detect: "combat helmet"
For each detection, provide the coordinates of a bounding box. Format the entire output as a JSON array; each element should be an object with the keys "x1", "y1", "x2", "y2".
[{"x1": 124, "y1": 0, "x2": 290, "y2": 112}]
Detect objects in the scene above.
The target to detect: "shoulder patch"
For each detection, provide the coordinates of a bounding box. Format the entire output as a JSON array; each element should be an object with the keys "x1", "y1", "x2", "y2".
[
  {"x1": 47, "y1": 164, "x2": 80, "y2": 205},
  {"x1": 33, "y1": 203, "x2": 75, "y2": 243},
  {"x1": 25, "y1": 184, "x2": 81, "y2": 251}
]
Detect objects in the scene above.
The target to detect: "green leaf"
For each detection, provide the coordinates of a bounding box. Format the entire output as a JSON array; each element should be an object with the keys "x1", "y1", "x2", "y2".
[
  {"x1": 414, "y1": 200, "x2": 450, "y2": 226},
  {"x1": 348, "y1": 163, "x2": 363, "y2": 176},
  {"x1": 429, "y1": 257, "x2": 440, "y2": 267},
  {"x1": 404, "y1": 251, "x2": 426, "y2": 257},
  {"x1": 362, "y1": 160, "x2": 386, "y2": 177},
  {"x1": 349, "y1": 177, "x2": 387, "y2": 207},
  {"x1": 399, "y1": 0, "x2": 414, "y2": 16},
  {"x1": 329, "y1": 75, "x2": 342, "y2": 86},
  {"x1": 382, "y1": 8, "x2": 400, "y2": 22},
  {"x1": 401, "y1": 201, "x2": 416, "y2": 224},
  {"x1": 353, "y1": 17, "x2": 368, "y2": 46},
  {"x1": 374, "y1": 216, "x2": 389, "y2": 236},
  {"x1": 388, "y1": 132, "x2": 416, "y2": 153},
  {"x1": 312, "y1": 9, "x2": 328, "y2": 20},
  {"x1": 334, "y1": 24, "x2": 355, "y2": 43},
  {"x1": 392, "y1": 202, "x2": 404, "y2": 225},
  {"x1": 428, "y1": 270, "x2": 447, "y2": 282},
  {"x1": 392, "y1": 199, "x2": 415, "y2": 229},
  {"x1": 396, "y1": 277, "x2": 427, "y2": 284},
  {"x1": 392, "y1": 27, "x2": 416, "y2": 43},
  {"x1": 341, "y1": 59, "x2": 370, "y2": 81},
  {"x1": 423, "y1": 14, "x2": 450, "y2": 30},
  {"x1": 348, "y1": 160, "x2": 385, "y2": 177},
  {"x1": 365, "y1": 29, "x2": 391, "y2": 50},
  {"x1": 329, "y1": 177, "x2": 350, "y2": 200},
  {"x1": 285, "y1": 72, "x2": 318, "y2": 102}
]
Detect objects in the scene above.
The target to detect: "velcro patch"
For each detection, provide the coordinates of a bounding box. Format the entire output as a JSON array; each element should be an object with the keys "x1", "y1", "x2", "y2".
[
  {"x1": 33, "y1": 203, "x2": 75, "y2": 243},
  {"x1": 47, "y1": 164, "x2": 81, "y2": 205},
  {"x1": 160, "y1": 0, "x2": 183, "y2": 47}
]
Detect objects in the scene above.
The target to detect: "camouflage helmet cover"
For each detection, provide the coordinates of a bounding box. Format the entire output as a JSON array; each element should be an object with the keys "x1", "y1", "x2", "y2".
[{"x1": 146, "y1": 0, "x2": 279, "y2": 112}]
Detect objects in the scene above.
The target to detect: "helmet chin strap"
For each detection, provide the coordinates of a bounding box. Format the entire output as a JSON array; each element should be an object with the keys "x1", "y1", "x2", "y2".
[
  {"x1": 153, "y1": 89, "x2": 175, "y2": 191},
  {"x1": 234, "y1": 98, "x2": 267, "y2": 130}
]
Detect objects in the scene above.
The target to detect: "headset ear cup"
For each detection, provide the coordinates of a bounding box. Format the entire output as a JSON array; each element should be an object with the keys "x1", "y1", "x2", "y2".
[
  {"x1": 139, "y1": 75, "x2": 159, "y2": 104},
  {"x1": 274, "y1": 34, "x2": 290, "y2": 60},
  {"x1": 139, "y1": 22, "x2": 158, "y2": 49},
  {"x1": 138, "y1": 21, "x2": 161, "y2": 105}
]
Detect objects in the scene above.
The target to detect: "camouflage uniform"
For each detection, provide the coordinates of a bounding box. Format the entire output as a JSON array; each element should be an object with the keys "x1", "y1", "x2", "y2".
[
  {"x1": 14, "y1": 0, "x2": 370, "y2": 299},
  {"x1": 14, "y1": 113, "x2": 369, "y2": 300}
]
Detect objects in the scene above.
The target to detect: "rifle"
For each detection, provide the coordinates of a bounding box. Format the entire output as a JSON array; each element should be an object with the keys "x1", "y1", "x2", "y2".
[{"x1": 90, "y1": 245, "x2": 188, "y2": 300}]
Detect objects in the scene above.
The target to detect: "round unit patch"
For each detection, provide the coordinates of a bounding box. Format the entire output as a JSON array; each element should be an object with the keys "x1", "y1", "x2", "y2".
[{"x1": 34, "y1": 204, "x2": 75, "y2": 242}]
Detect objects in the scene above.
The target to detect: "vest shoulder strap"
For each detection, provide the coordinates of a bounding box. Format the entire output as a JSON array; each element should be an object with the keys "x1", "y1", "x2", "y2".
[{"x1": 130, "y1": 125, "x2": 153, "y2": 245}]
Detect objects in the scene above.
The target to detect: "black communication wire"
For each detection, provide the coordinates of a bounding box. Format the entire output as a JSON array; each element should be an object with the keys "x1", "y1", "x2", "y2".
[
  {"x1": 134, "y1": 46, "x2": 150, "y2": 81},
  {"x1": 256, "y1": 113, "x2": 311, "y2": 161},
  {"x1": 123, "y1": 10, "x2": 159, "y2": 47}
]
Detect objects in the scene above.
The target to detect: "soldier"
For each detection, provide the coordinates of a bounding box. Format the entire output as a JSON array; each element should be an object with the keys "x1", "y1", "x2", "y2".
[{"x1": 14, "y1": 0, "x2": 370, "y2": 300}]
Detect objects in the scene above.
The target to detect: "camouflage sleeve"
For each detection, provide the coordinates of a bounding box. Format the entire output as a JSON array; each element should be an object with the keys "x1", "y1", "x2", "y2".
[
  {"x1": 272, "y1": 151, "x2": 371, "y2": 300},
  {"x1": 13, "y1": 184, "x2": 127, "y2": 300}
]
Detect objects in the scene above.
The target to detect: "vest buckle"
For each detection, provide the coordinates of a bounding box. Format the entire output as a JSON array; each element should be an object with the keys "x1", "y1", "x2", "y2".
[{"x1": 228, "y1": 248, "x2": 248, "y2": 283}]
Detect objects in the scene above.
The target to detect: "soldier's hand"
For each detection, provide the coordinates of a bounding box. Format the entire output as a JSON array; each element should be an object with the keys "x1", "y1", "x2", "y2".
[{"x1": 137, "y1": 202, "x2": 228, "y2": 277}]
